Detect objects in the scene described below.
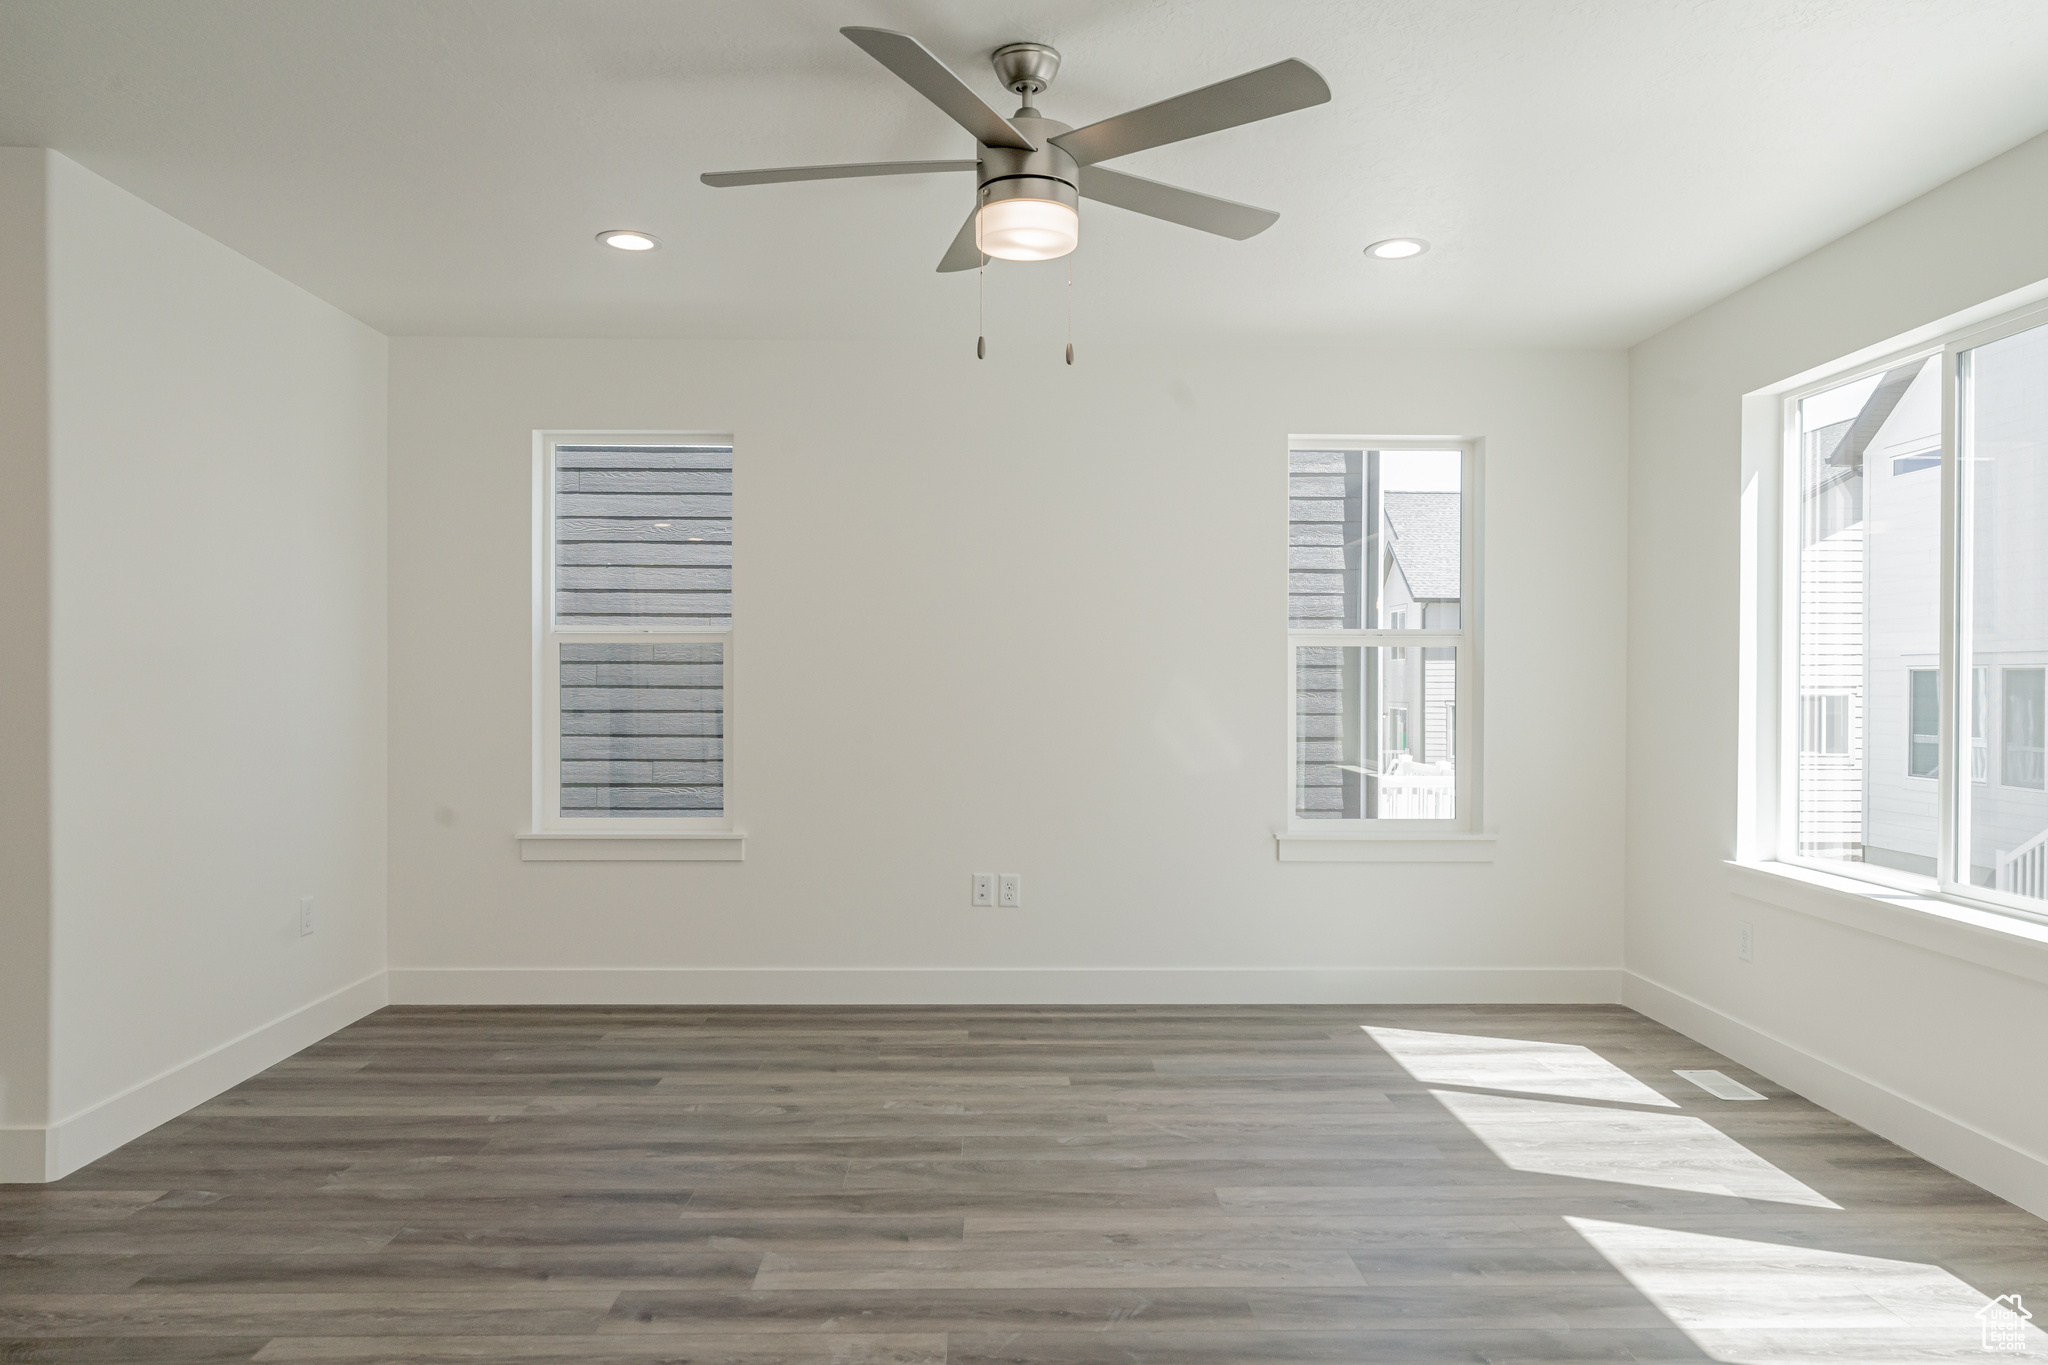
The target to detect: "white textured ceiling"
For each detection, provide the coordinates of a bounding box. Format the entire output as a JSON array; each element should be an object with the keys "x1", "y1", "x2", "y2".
[{"x1": 5, "y1": 0, "x2": 2048, "y2": 345}]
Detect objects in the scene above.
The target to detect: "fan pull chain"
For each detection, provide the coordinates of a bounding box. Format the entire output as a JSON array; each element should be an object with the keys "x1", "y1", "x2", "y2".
[
  {"x1": 1065, "y1": 256, "x2": 1074, "y2": 366},
  {"x1": 976, "y1": 186, "x2": 987, "y2": 361}
]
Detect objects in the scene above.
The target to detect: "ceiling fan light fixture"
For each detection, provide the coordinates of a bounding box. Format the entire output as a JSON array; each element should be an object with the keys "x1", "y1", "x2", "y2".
[
  {"x1": 975, "y1": 197, "x2": 1079, "y2": 261},
  {"x1": 597, "y1": 230, "x2": 661, "y2": 251},
  {"x1": 1365, "y1": 237, "x2": 1429, "y2": 259},
  {"x1": 699, "y1": 27, "x2": 1334, "y2": 277}
]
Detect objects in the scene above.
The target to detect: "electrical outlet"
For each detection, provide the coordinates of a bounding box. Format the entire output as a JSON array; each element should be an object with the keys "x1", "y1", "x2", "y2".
[
  {"x1": 1737, "y1": 920, "x2": 1752, "y2": 962},
  {"x1": 999, "y1": 873, "x2": 1021, "y2": 908},
  {"x1": 972, "y1": 873, "x2": 996, "y2": 907},
  {"x1": 300, "y1": 896, "x2": 315, "y2": 937}
]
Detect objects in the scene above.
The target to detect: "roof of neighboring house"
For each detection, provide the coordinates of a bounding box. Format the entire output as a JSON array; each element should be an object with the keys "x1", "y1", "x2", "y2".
[{"x1": 1384, "y1": 492, "x2": 1460, "y2": 600}]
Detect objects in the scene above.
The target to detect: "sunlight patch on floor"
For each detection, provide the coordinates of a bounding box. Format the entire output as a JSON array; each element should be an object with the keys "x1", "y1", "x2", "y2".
[
  {"x1": 1434, "y1": 1090, "x2": 1840, "y2": 1207},
  {"x1": 1569, "y1": 1217, "x2": 2048, "y2": 1362},
  {"x1": 1365, "y1": 1025, "x2": 1678, "y2": 1105}
]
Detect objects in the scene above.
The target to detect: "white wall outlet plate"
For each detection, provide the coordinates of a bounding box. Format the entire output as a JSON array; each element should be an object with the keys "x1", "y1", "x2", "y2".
[
  {"x1": 1737, "y1": 920, "x2": 1753, "y2": 962},
  {"x1": 999, "y1": 873, "x2": 1021, "y2": 908},
  {"x1": 300, "y1": 896, "x2": 314, "y2": 936},
  {"x1": 972, "y1": 873, "x2": 996, "y2": 907}
]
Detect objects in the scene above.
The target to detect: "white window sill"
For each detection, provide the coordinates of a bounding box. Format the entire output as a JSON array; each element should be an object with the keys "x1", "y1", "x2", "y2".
[
  {"x1": 518, "y1": 831, "x2": 745, "y2": 862},
  {"x1": 1275, "y1": 830, "x2": 1496, "y2": 862},
  {"x1": 1725, "y1": 860, "x2": 2048, "y2": 987}
]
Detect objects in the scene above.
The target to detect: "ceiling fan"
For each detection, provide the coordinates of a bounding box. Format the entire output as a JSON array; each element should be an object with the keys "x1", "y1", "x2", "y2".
[{"x1": 701, "y1": 27, "x2": 1331, "y2": 271}]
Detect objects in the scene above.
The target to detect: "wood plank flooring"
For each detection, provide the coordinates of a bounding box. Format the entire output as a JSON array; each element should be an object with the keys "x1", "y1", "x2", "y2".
[{"x1": 4, "y1": 1004, "x2": 2045, "y2": 1362}]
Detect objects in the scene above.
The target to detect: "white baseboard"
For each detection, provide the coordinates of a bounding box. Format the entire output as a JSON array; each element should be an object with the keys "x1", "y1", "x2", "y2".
[
  {"x1": 1625, "y1": 970, "x2": 2048, "y2": 1222},
  {"x1": 387, "y1": 966, "x2": 1625, "y2": 1007},
  {"x1": 0, "y1": 970, "x2": 389, "y2": 1184}
]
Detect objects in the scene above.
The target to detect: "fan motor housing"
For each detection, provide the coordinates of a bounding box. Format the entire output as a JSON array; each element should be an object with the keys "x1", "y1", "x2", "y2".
[{"x1": 977, "y1": 114, "x2": 1078, "y2": 213}]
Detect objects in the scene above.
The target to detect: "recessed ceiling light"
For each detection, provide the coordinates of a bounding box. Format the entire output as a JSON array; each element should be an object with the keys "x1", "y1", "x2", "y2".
[
  {"x1": 1364, "y1": 237, "x2": 1428, "y2": 259},
  {"x1": 597, "y1": 230, "x2": 660, "y2": 251}
]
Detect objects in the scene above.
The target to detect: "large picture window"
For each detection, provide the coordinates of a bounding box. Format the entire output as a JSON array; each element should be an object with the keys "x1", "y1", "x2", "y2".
[
  {"x1": 534, "y1": 433, "x2": 732, "y2": 830},
  {"x1": 1288, "y1": 442, "x2": 1477, "y2": 827},
  {"x1": 1773, "y1": 303, "x2": 2048, "y2": 919}
]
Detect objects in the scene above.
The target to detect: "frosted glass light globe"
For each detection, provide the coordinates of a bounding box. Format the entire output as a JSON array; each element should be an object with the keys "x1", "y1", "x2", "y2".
[{"x1": 975, "y1": 199, "x2": 1080, "y2": 261}]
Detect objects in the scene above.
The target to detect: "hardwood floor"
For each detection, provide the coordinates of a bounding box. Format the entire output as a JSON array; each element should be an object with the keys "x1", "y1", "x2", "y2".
[{"x1": 4, "y1": 1004, "x2": 2045, "y2": 1362}]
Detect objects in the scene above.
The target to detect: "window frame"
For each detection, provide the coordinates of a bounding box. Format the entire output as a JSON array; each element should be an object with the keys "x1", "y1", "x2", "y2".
[
  {"x1": 531, "y1": 430, "x2": 734, "y2": 835},
  {"x1": 1760, "y1": 301, "x2": 2048, "y2": 925},
  {"x1": 1285, "y1": 438, "x2": 1483, "y2": 834}
]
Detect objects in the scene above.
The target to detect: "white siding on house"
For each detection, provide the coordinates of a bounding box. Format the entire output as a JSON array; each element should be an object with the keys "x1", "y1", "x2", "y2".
[
  {"x1": 1796, "y1": 357, "x2": 1944, "y2": 869},
  {"x1": 1423, "y1": 654, "x2": 1455, "y2": 763},
  {"x1": 1798, "y1": 525, "x2": 1865, "y2": 859},
  {"x1": 1795, "y1": 334, "x2": 2048, "y2": 891},
  {"x1": 1859, "y1": 362, "x2": 1942, "y2": 874}
]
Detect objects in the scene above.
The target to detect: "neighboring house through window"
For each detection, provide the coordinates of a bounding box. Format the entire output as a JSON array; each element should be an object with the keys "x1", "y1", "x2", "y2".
[
  {"x1": 1767, "y1": 300, "x2": 2048, "y2": 913},
  {"x1": 1288, "y1": 442, "x2": 1477, "y2": 825},
  {"x1": 535, "y1": 433, "x2": 732, "y2": 831}
]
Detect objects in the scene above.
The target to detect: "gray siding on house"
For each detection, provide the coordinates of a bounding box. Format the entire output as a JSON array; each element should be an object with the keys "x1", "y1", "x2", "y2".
[
  {"x1": 1288, "y1": 450, "x2": 1359, "y2": 629},
  {"x1": 555, "y1": 445, "x2": 733, "y2": 629},
  {"x1": 1293, "y1": 644, "x2": 1351, "y2": 818},
  {"x1": 560, "y1": 642, "x2": 724, "y2": 816}
]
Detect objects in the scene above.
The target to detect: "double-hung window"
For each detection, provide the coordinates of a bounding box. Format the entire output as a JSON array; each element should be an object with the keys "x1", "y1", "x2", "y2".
[
  {"x1": 534, "y1": 433, "x2": 732, "y2": 831},
  {"x1": 1773, "y1": 303, "x2": 2048, "y2": 918},
  {"x1": 1288, "y1": 441, "x2": 1478, "y2": 827}
]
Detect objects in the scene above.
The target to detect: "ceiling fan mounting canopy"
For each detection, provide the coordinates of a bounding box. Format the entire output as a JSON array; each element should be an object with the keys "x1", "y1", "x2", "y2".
[
  {"x1": 991, "y1": 42, "x2": 1061, "y2": 98},
  {"x1": 699, "y1": 26, "x2": 1331, "y2": 271}
]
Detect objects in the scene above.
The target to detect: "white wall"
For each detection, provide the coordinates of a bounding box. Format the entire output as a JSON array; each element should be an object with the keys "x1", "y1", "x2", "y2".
[
  {"x1": 0, "y1": 151, "x2": 390, "y2": 1181},
  {"x1": 388, "y1": 337, "x2": 1628, "y2": 1002},
  {"x1": 1627, "y1": 131, "x2": 2048, "y2": 1216}
]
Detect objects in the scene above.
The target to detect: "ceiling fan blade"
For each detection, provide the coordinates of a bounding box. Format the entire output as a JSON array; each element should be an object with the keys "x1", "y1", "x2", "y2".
[
  {"x1": 841, "y1": 27, "x2": 1037, "y2": 152},
  {"x1": 1050, "y1": 58, "x2": 1330, "y2": 166},
  {"x1": 1079, "y1": 166, "x2": 1279, "y2": 239},
  {"x1": 701, "y1": 160, "x2": 977, "y2": 188},
  {"x1": 935, "y1": 208, "x2": 982, "y2": 272}
]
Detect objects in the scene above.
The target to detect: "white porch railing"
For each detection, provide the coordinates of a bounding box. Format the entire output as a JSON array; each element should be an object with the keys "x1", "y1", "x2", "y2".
[
  {"x1": 1995, "y1": 826, "x2": 2048, "y2": 900},
  {"x1": 1375, "y1": 758, "x2": 1455, "y2": 819}
]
